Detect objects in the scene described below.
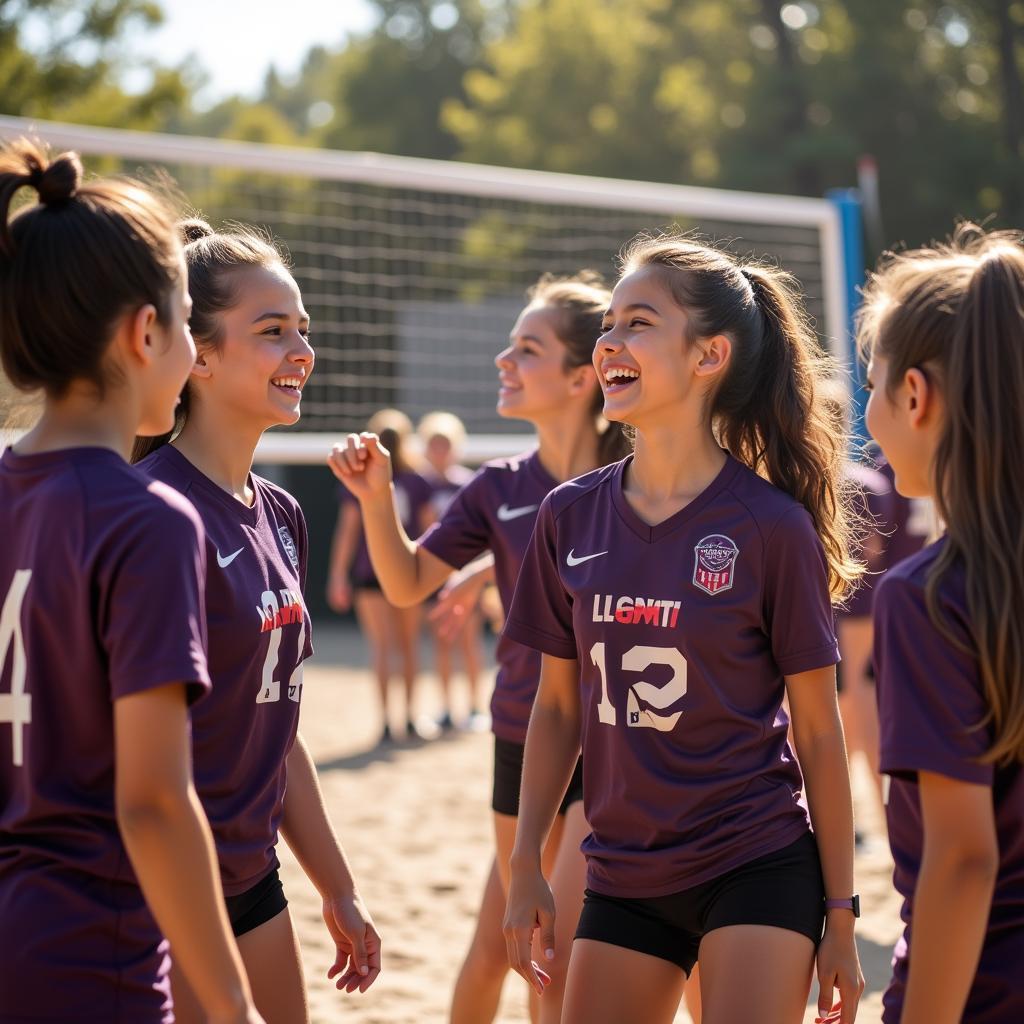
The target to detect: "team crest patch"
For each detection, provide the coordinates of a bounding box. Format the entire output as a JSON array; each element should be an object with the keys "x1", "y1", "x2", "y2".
[
  {"x1": 278, "y1": 526, "x2": 300, "y2": 569},
  {"x1": 692, "y1": 534, "x2": 739, "y2": 596}
]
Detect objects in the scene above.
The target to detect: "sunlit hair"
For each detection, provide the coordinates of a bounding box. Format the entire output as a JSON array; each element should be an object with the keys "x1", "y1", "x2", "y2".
[
  {"x1": 526, "y1": 270, "x2": 631, "y2": 465},
  {"x1": 858, "y1": 223, "x2": 1024, "y2": 765},
  {"x1": 0, "y1": 137, "x2": 181, "y2": 399},
  {"x1": 620, "y1": 232, "x2": 862, "y2": 601},
  {"x1": 368, "y1": 407, "x2": 420, "y2": 476},
  {"x1": 131, "y1": 217, "x2": 288, "y2": 462},
  {"x1": 417, "y1": 410, "x2": 467, "y2": 453}
]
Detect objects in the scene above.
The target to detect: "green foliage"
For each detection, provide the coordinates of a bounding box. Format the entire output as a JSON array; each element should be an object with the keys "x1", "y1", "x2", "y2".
[
  {"x1": 2, "y1": 0, "x2": 1021, "y2": 250},
  {"x1": 0, "y1": 0, "x2": 190, "y2": 125}
]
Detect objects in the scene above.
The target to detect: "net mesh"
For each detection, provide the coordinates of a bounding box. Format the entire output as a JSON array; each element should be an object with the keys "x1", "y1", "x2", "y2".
[{"x1": 80, "y1": 154, "x2": 831, "y2": 443}]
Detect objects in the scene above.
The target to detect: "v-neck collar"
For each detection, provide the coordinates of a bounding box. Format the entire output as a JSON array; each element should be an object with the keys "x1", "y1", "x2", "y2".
[
  {"x1": 611, "y1": 452, "x2": 741, "y2": 543},
  {"x1": 524, "y1": 449, "x2": 559, "y2": 493},
  {"x1": 162, "y1": 444, "x2": 263, "y2": 529}
]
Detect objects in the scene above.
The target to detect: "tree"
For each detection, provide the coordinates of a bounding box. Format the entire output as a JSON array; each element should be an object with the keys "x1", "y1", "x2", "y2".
[{"x1": 0, "y1": 0, "x2": 193, "y2": 128}]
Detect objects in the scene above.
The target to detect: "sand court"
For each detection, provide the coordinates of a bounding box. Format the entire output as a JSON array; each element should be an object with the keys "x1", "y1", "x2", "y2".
[{"x1": 282, "y1": 624, "x2": 901, "y2": 1023}]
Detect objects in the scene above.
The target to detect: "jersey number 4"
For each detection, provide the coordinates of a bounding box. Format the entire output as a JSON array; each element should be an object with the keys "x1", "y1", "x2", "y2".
[
  {"x1": 258, "y1": 589, "x2": 304, "y2": 705},
  {"x1": 590, "y1": 642, "x2": 686, "y2": 731},
  {"x1": 1, "y1": 570, "x2": 32, "y2": 766}
]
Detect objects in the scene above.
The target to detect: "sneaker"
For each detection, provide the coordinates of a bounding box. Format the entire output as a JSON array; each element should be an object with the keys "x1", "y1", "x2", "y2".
[{"x1": 437, "y1": 711, "x2": 455, "y2": 732}]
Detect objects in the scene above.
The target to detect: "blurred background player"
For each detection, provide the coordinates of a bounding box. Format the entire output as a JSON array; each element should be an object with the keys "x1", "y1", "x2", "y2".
[
  {"x1": 862, "y1": 225, "x2": 1024, "y2": 1024},
  {"x1": 135, "y1": 219, "x2": 380, "y2": 1022},
  {"x1": 328, "y1": 408, "x2": 433, "y2": 744},
  {"x1": 418, "y1": 410, "x2": 487, "y2": 731},
  {"x1": 328, "y1": 272, "x2": 629, "y2": 1024},
  {"x1": 0, "y1": 141, "x2": 261, "y2": 1024},
  {"x1": 822, "y1": 376, "x2": 894, "y2": 840},
  {"x1": 504, "y1": 237, "x2": 864, "y2": 1024}
]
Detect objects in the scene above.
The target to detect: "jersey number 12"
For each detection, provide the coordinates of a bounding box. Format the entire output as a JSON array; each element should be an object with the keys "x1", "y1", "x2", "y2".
[{"x1": 590, "y1": 642, "x2": 687, "y2": 731}]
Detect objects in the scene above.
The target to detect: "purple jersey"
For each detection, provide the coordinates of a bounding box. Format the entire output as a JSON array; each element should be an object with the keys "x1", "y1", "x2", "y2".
[
  {"x1": 139, "y1": 446, "x2": 313, "y2": 895},
  {"x1": 505, "y1": 454, "x2": 838, "y2": 896},
  {"x1": 839, "y1": 460, "x2": 894, "y2": 620},
  {"x1": 343, "y1": 469, "x2": 434, "y2": 587},
  {"x1": 425, "y1": 463, "x2": 475, "y2": 521},
  {"x1": 877, "y1": 458, "x2": 931, "y2": 571},
  {"x1": 420, "y1": 450, "x2": 558, "y2": 742},
  {"x1": 875, "y1": 539, "x2": 1024, "y2": 1023},
  {"x1": 0, "y1": 446, "x2": 210, "y2": 1023}
]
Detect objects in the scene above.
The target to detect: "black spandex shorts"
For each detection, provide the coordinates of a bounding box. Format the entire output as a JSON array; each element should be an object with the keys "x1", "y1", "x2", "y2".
[
  {"x1": 575, "y1": 831, "x2": 825, "y2": 975},
  {"x1": 492, "y1": 736, "x2": 584, "y2": 817},
  {"x1": 351, "y1": 573, "x2": 381, "y2": 593},
  {"x1": 224, "y1": 866, "x2": 288, "y2": 937}
]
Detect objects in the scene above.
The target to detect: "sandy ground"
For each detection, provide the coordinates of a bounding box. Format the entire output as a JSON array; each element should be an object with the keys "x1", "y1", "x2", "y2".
[{"x1": 282, "y1": 623, "x2": 902, "y2": 1024}]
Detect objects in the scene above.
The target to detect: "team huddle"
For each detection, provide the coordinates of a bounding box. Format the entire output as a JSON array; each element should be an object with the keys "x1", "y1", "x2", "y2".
[{"x1": 1, "y1": 135, "x2": 1022, "y2": 1024}]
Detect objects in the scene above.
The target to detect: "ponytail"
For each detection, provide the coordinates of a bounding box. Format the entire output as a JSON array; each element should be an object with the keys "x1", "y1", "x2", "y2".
[
  {"x1": 0, "y1": 137, "x2": 181, "y2": 399},
  {"x1": 860, "y1": 224, "x2": 1024, "y2": 764},
  {"x1": 621, "y1": 233, "x2": 861, "y2": 600}
]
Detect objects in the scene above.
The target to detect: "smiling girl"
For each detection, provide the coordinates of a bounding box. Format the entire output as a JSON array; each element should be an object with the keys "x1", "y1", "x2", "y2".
[
  {"x1": 134, "y1": 220, "x2": 380, "y2": 1023},
  {"x1": 329, "y1": 272, "x2": 628, "y2": 1023},
  {"x1": 0, "y1": 145, "x2": 260, "y2": 1023},
  {"x1": 503, "y1": 236, "x2": 865, "y2": 1024},
  {"x1": 861, "y1": 225, "x2": 1024, "y2": 1024}
]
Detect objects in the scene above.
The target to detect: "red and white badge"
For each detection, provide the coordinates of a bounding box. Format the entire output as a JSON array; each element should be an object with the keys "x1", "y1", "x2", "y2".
[{"x1": 692, "y1": 534, "x2": 739, "y2": 596}]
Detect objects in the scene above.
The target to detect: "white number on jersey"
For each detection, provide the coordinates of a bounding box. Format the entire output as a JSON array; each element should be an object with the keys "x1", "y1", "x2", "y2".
[
  {"x1": 0, "y1": 570, "x2": 32, "y2": 766},
  {"x1": 257, "y1": 589, "x2": 306, "y2": 704},
  {"x1": 590, "y1": 642, "x2": 687, "y2": 732}
]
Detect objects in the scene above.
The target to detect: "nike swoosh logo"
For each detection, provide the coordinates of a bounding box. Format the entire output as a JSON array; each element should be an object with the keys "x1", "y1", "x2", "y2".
[
  {"x1": 496, "y1": 503, "x2": 539, "y2": 522},
  {"x1": 216, "y1": 547, "x2": 244, "y2": 568},
  {"x1": 566, "y1": 548, "x2": 608, "y2": 567}
]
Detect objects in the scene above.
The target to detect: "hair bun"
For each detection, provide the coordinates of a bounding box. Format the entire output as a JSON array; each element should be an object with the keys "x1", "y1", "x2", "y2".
[
  {"x1": 28, "y1": 149, "x2": 81, "y2": 206},
  {"x1": 179, "y1": 218, "x2": 215, "y2": 245}
]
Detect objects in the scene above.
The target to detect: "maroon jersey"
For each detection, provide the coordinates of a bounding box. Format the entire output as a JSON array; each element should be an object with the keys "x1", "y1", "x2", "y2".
[
  {"x1": 425, "y1": 463, "x2": 475, "y2": 521},
  {"x1": 140, "y1": 446, "x2": 313, "y2": 895},
  {"x1": 505, "y1": 454, "x2": 838, "y2": 897},
  {"x1": 877, "y1": 458, "x2": 931, "y2": 571},
  {"x1": 839, "y1": 460, "x2": 894, "y2": 620},
  {"x1": 343, "y1": 469, "x2": 434, "y2": 587},
  {"x1": 0, "y1": 446, "x2": 210, "y2": 1023},
  {"x1": 875, "y1": 539, "x2": 1024, "y2": 1023},
  {"x1": 419, "y1": 450, "x2": 558, "y2": 742}
]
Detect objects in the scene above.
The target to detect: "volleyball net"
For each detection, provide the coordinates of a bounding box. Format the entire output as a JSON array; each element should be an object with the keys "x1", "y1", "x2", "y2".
[{"x1": 0, "y1": 115, "x2": 858, "y2": 466}]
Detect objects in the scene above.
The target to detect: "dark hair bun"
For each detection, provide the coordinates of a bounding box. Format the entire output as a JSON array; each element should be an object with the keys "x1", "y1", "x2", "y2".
[
  {"x1": 179, "y1": 218, "x2": 215, "y2": 245},
  {"x1": 28, "y1": 149, "x2": 81, "y2": 206}
]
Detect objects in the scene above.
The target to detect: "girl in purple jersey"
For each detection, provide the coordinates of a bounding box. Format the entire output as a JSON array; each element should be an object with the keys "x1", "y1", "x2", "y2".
[
  {"x1": 503, "y1": 236, "x2": 866, "y2": 1024},
  {"x1": 328, "y1": 272, "x2": 629, "y2": 1024},
  {"x1": 860, "y1": 225, "x2": 1024, "y2": 1024},
  {"x1": 0, "y1": 142, "x2": 261, "y2": 1023},
  {"x1": 133, "y1": 220, "x2": 380, "y2": 1022},
  {"x1": 328, "y1": 407, "x2": 434, "y2": 743},
  {"x1": 418, "y1": 410, "x2": 486, "y2": 730}
]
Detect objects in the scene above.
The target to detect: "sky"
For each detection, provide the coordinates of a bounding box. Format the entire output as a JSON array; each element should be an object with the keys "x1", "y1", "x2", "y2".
[{"x1": 26, "y1": 0, "x2": 378, "y2": 108}]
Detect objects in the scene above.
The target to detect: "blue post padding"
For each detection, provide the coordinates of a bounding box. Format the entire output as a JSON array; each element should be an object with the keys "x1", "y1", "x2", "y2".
[{"x1": 826, "y1": 188, "x2": 867, "y2": 445}]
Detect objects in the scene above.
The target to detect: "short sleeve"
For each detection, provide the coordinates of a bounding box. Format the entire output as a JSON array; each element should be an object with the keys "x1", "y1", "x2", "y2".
[
  {"x1": 874, "y1": 572, "x2": 991, "y2": 786},
  {"x1": 503, "y1": 497, "x2": 577, "y2": 660},
  {"x1": 98, "y1": 493, "x2": 210, "y2": 704},
  {"x1": 762, "y1": 506, "x2": 839, "y2": 675},
  {"x1": 418, "y1": 468, "x2": 492, "y2": 570}
]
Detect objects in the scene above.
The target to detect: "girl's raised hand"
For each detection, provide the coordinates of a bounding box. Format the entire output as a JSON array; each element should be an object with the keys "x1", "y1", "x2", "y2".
[{"x1": 327, "y1": 433, "x2": 393, "y2": 502}]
